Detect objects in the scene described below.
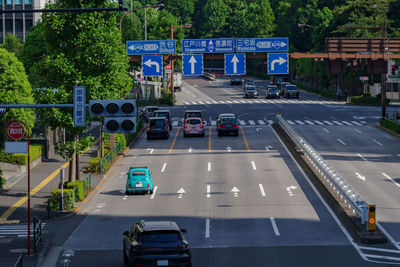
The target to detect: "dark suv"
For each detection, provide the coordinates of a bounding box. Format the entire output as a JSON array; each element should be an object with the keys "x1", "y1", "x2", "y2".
[
  {"x1": 153, "y1": 110, "x2": 172, "y2": 130},
  {"x1": 147, "y1": 117, "x2": 169, "y2": 140},
  {"x1": 123, "y1": 221, "x2": 191, "y2": 267},
  {"x1": 217, "y1": 113, "x2": 239, "y2": 136}
]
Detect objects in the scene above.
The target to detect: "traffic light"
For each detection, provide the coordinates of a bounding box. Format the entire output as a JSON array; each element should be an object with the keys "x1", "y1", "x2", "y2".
[
  {"x1": 89, "y1": 100, "x2": 136, "y2": 117},
  {"x1": 368, "y1": 204, "x2": 376, "y2": 232},
  {"x1": 105, "y1": 117, "x2": 136, "y2": 133}
]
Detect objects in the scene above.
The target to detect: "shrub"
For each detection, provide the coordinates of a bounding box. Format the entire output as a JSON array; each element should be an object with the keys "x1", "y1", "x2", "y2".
[
  {"x1": 88, "y1": 157, "x2": 101, "y2": 173},
  {"x1": 0, "y1": 169, "x2": 5, "y2": 189},
  {"x1": 50, "y1": 188, "x2": 75, "y2": 211},
  {"x1": 0, "y1": 144, "x2": 43, "y2": 165},
  {"x1": 65, "y1": 180, "x2": 86, "y2": 201},
  {"x1": 380, "y1": 119, "x2": 400, "y2": 134}
]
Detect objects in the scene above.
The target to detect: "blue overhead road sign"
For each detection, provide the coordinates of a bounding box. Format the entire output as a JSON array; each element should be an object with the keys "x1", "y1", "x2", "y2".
[
  {"x1": 267, "y1": 53, "x2": 289, "y2": 75},
  {"x1": 142, "y1": 55, "x2": 163, "y2": 76},
  {"x1": 225, "y1": 54, "x2": 246, "y2": 75},
  {"x1": 73, "y1": 86, "x2": 86, "y2": 127},
  {"x1": 127, "y1": 40, "x2": 176, "y2": 55},
  {"x1": 182, "y1": 55, "x2": 203, "y2": 76},
  {"x1": 236, "y1": 38, "x2": 288, "y2": 52},
  {"x1": 182, "y1": 38, "x2": 234, "y2": 53}
]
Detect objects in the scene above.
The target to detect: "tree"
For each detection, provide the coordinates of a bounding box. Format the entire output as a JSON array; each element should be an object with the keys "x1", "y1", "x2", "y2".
[
  {"x1": 198, "y1": 0, "x2": 229, "y2": 38},
  {"x1": 0, "y1": 48, "x2": 35, "y2": 147},
  {"x1": 1, "y1": 34, "x2": 23, "y2": 54}
]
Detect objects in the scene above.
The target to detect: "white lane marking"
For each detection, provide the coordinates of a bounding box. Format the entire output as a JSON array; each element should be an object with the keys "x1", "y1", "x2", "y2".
[
  {"x1": 364, "y1": 254, "x2": 400, "y2": 261},
  {"x1": 354, "y1": 128, "x2": 362, "y2": 134},
  {"x1": 172, "y1": 121, "x2": 179, "y2": 127},
  {"x1": 351, "y1": 121, "x2": 363, "y2": 126},
  {"x1": 205, "y1": 219, "x2": 210, "y2": 238},
  {"x1": 177, "y1": 188, "x2": 186, "y2": 198},
  {"x1": 305, "y1": 120, "x2": 314, "y2": 125},
  {"x1": 208, "y1": 162, "x2": 211, "y2": 172},
  {"x1": 323, "y1": 128, "x2": 330, "y2": 133},
  {"x1": 295, "y1": 120, "x2": 304, "y2": 125},
  {"x1": 249, "y1": 120, "x2": 255, "y2": 125},
  {"x1": 231, "y1": 186, "x2": 240, "y2": 197},
  {"x1": 382, "y1": 173, "x2": 400, "y2": 188},
  {"x1": 258, "y1": 120, "x2": 265, "y2": 125},
  {"x1": 332, "y1": 121, "x2": 343, "y2": 125},
  {"x1": 259, "y1": 184, "x2": 266, "y2": 197},
  {"x1": 239, "y1": 120, "x2": 246, "y2": 125},
  {"x1": 341, "y1": 121, "x2": 353, "y2": 126},
  {"x1": 314, "y1": 120, "x2": 324, "y2": 125},
  {"x1": 198, "y1": 101, "x2": 204, "y2": 105},
  {"x1": 191, "y1": 102, "x2": 197, "y2": 105},
  {"x1": 206, "y1": 184, "x2": 210, "y2": 198},
  {"x1": 372, "y1": 139, "x2": 383, "y2": 146},
  {"x1": 150, "y1": 149, "x2": 154, "y2": 154},
  {"x1": 287, "y1": 120, "x2": 295, "y2": 125},
  {"x1": 265, "y1": 146, "x2": 269, "y2": 151},
  {"x1": 397, "y1": 154, "x2": 400, "y2": 158},
  {"x1": 337, "y1": 138, "x2": 346, "y2": 145},
  {"x1": 211, "y1": 120, "x2": 216, "y2": 126},
  {"x1": 323, "y1": 120, "x2": 333, "y2": 125},
  {"x1": 267, "y1": 120, "x2": 274, "y2": 125},
  {"x1": 191, "y1": 94, "x2": 196, "y2": 98},
  {"x1": 188, "y1": 147, "x2": 193, "y2": 153},
  {"x1": 150, "y1": 186, "x2": 158, "y2": 199},
  {"x1": 183, "y1": 101, "x2": 190, "y2": 105},
  {"x1": 194, "y1": 84, "x2": 198, "y2": 87},
  {"x1": 355, "y1": 172, "x2": 366, "y2": 181},
  {"x1": 251, "y1": 161, "x2": 257, "y2": 170},
  {"x1": 123, "y1": 196, "x2": 128, "y2": 200},
  {"x1": 358, "y1": 246, "x2": 400, "y2": 254},
  {"x1": 205, "y1": 101, "x2": 211, "y2": 104},
  {"x1": 270, "y1": 217, "x2": 280, "y2": 236},
  {"x1": 161, "y1": 163, "x2": 167, "y2": 173},
  {"x1": 357, "y1": 153, "x2": 367, "y2": 161}
]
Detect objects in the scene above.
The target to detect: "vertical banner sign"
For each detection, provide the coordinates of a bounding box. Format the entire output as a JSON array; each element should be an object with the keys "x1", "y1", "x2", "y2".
[{"x1": 73, "y1": 86, "x2": 86, "y2": 127}]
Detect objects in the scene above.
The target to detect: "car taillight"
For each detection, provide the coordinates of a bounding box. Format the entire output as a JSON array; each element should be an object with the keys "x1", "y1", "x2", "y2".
[
  {"x1": 146, "y1": 125, "x2": 150, "y2": 131},
  {"x1": 235, "y1": 125, "x2": 239, "y2": 128},
  {"x1": 200, "y1": 124, "x2": 204, "y2": 128},
  {"x1": 165, "y1": 125, "x2": 168, "y2": 130},
  {"x1": 129, "y1": 184, "x2": 131, "y2": 188},
  {"x1": 218, "y1": 125, "x2": 221, "y2": 129},
  {"x1": 184, "y1": 124, "x2": 187, "y2": 128}
]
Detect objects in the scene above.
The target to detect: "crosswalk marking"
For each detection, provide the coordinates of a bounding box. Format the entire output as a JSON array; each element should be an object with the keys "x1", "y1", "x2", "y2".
[
  {"x1": 314, "y1": 120, "x2": 324, "y2": 125},
  {"x1": 198, "y1": 101, "x2": 204, "y2": 105},
  {"x1": 219, "y1": 101, "x2": 226, "y2": 104},
  {"x1": 323, "y1": 120, "x2": 333, "y2": 125},
  {"x1": 332, "y1": 121, "x2": 343, "y2": 126},
  {"x1": 249, "y1": 120, "x2": 255, "y2": 125},
  {"x1": 178, "y1": 99, "x2": 344, "y2": 106},
  {"x1": 211, "y1": 121, "x2": 216, "y2": 126},
  {"x1": 305, "y1": 120, "x2": 314, "y2": 125},
  {"x1": 191, "y1": 101, "x2": 197, "y2": 105},
  {"x1": 351, "y1": 121, "x2": 362, "y2": 126},
  {"x1": 341, "y1": 121, "x2": 353, "y2": 126},
  {"x1": 287, "y1": 120, "x2": 295, "y2": 125},
  {"x1": 295, "y1": 120, "x2": 304, "y2": 125},
  {"x1": 0, "y1": 223, "x2": 46, "y2": 236},
  {"x1": 239, "y1": 120, "x2": 246, "y2": 126},
  {"x1": 267, "y1": 120, "x2": 274, "y2": 125},
  {"x1": 172, "y1": 121, "x2": 179, "y2": 127},
  {"x1": 183, "y1": 101, "x2": 190, "y2": 105},
  {"x1": 258, "y1": 120, "x2": 265, "y2": 125},
  {"x1": 205, "y1": 101, "x2": 211, "y2": 104}
]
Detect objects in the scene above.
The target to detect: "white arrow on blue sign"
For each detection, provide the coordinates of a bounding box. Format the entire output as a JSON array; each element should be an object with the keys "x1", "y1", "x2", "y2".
[
  {"x1": 182, "y1": 55, "x2": 203, "y2": 76},
  {"x1": 142, "y1": 55, "x2": 163, "y2": 77},
  {"x1": 225, "y1": 54, "x2": 246, "y2": 75},
  {"x1": 267, "y1": 53, "x2": 289, "y2": 75}
]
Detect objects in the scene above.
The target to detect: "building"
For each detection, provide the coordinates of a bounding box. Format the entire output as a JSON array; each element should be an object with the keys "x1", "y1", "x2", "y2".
[{"x1": 1, "y1": 0, "x2": 47, "y2": 43}]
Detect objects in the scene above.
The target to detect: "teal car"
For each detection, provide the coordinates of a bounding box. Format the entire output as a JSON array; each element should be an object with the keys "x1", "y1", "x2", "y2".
[{"x1": 126, "y1": 167, "x2": 154, "y2": 195}]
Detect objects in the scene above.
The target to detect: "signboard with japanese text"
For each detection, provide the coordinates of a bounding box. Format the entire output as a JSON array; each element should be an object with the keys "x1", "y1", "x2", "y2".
[
  {"x1": 182, "y1": 38, "x2": 234, "y2": 53},
  {"x1": 126, "y1": 40, "x2": 176, "y2": 55},
  {"x1": 73, "y1": 86, "x2": 86, "y2": 127}
]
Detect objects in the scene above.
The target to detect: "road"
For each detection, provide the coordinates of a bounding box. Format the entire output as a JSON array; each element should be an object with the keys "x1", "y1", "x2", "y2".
[{"x1": 46, "y1": 76, "x2": 399, "y2": 267}]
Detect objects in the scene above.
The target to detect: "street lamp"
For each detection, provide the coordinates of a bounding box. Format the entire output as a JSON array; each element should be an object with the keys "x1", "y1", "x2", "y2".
[
  {"x1": 170, "y1": 23, "x2": 192, "y2": 97},
  {"x1": 372, "y1": 4, "x2": 388, "y2": 118}
]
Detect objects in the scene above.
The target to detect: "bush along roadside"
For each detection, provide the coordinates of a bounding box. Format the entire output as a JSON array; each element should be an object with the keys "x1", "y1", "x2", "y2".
[
  {"x1": 350, "y1": 92, "x2": 391, "y2": 105},
  {"x1": 380, "y1": 118, "x2": 400, "y2": 134},
  {"x1": 294, "y1": 82, "x2": 337, "y2": 99},
  {"x1": 0, "y1": 169, "x2": 5, "y2": 193},
  {"x1": 0, "y1": 144, "x2": 43, "y2": 165}
]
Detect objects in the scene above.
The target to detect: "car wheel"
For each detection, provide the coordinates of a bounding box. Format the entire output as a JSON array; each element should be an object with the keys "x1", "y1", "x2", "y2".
[
  {"x1": 147, "y1": 135, "x2": 151, "y2": 140},
  {"x1": 126, "y1": 190, "x2": 130, "y2": 196},
  {"x1": 235, "y1": 131, "x2": 239, "y2": 136},
  {"x1": 218, "y1": 132, "x2": 221, "y2": 137},
  {"x1": 123, "y1": 251, "x2": 128, "y2": 266},
  {"x1": 201, "y1": 133, "x2": 205, "y2": 137},
  {"x1": 149, "y1": 189, "x2": 153, "y2": 194},
  {"x1": 296, "y1": 94, "x2": 299, "y2": 99},
  {"x1": 183, "y1": 133, "x2": 187, "y2": 138}
]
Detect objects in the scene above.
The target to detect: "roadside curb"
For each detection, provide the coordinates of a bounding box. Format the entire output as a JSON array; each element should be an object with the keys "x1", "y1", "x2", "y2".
[{"x1": 376, "y1": 123, "x2": 400, "y2": 138}]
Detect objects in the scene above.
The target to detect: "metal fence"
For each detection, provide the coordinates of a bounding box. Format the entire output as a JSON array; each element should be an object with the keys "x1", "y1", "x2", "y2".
[
  {"x1": 276, "y1": 114, "x2": 369, "y2": 225},
  {"x1": 13, "y1": 255, "x2": 23, "y2": 267},
  {"x1": 100, "y1": 141, "x2": 125, "y2": 174},
  {"x1": 33, "y1": 216, "x2": 42, "y2": 254}
]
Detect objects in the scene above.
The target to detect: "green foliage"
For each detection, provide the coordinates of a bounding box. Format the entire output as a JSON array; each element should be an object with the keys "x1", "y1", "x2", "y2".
[
  {"x1": 0, "y1": 144, "x2": 43, "y2": 165},
  {"x1": 50, "y1": 188, "x2": 75, "y2": 211},
  {"x1": 55, "y1": 136, "x2": 94, "y2": 161},
  {"x1": 88, "y1": 157, "x2": 101, "y2": 173},
  {"x1": 65, "y1": 180, "x2": 88, "y2": 201},
  {"x1": 1, "y1": 34, "x2": 23, "y2": 54},
  {"x1": 0, "y1": 169, "x2": 5, "y2": 188},
  {"x1": 125, "y1": 121, "x2": 144, "y2": 146},
  {"x1": 350, "y1": 93, "x2": 389, "y2": 105},
  {"x1": 380, "y1": 118, "x2": 400, "y2": 134},
  {"x1": 198, "y1": 0, "x2": 229, "y2": 37}
]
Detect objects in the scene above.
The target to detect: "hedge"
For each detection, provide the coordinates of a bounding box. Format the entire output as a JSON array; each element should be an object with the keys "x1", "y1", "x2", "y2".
[
  {"x1": 351, "y1": 93, "x2": 390, "y2": 105},
  {"x1": 380, "y1": 119, "x2": 400, "y2": 134},
  {"x1": 0, "y1": 144, "x2": 43, "y2": 165},
  {"x1": 88, "y1": 157, "x2": 101, "y2": 173},
  {"x1": 50, "y1": 188, "x2": 75, "y2": 211},
  {"x1": 65, "y1": 180, "x2": 87, "y2": 201}
]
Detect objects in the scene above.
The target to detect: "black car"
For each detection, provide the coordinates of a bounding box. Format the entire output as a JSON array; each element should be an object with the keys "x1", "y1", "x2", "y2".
[
  {"x1": 265, "y1": 85, "x2": 280, "y2": 99},
  {"x1": 153, "y1": 110, "x2": 172, "y2": 130},
  {"x1": 140, "y1": 106, "x2": 159, "y2": 122},
  {"x1": 217, "y1": 113, "x2": 239, "y2": 136},
  {"x1": 230, "y1": 75, "x2": 242, "y2": 85},
  {"x1": 147, "y1": 117, "x2": 169, "y2": 140},
  {"x1": 123, "y1": 221, "x2": 192, "y2": 267},
  {"x1": 244, "y1": 85, "x2": 258, "y2": 98}
]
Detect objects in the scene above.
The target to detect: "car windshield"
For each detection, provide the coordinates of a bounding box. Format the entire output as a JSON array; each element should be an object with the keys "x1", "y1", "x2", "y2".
[
  {"x1": 140, "y1": 231, "x2": 181, "y2": 243},
  {"x1": 268, "y1": 87, "x2": 278, "y2": 92},
  {"x1": 187, "y1": 119, "x2": 201, "y2": 125},
  {"x1": 246, "y1": 87, "x2": 256, "y2": 91},
  {"x1": 286, "y1": 86, "x2": 298, "y2": 91},
  {"x1": 131, "y1": 171, "x2": 146, "y2": 176},
  {"x1": 147, "y1": 108, "x2": 157, "y2": 113},
  {"x1": 149, "y1": 119, "x2": 164, "y2": 128},
  {"x1": 232, "y1": 75, "x2": 241, "y2": 79}
]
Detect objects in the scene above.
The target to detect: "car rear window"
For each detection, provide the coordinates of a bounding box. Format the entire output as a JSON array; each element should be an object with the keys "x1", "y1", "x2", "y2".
[
  {"x1": 268, "y1": 87, "x2": 278, "y2": 91},
  {"x1": 186, "y1": 112, "x2": 201, "y2": 118},
  {"x1": 149, "y1": 119, "x2": 165, "y2": 128},
  {"x1": 131, "y1": 171, "x2": 146, "y2": 176},
  {"x1": 155, "y1": 112, "x2": 169, "y2": 118},
  {"x1": 187, "y1": 119, "x2": 201, "y2": 125},
  {"x1": 140, "y1": 231, "x2": 181, "y2": 243},
  {"x1": 286, "y1": 86, "x2": 298, "y2": 91},
  {"x1": 246, "y1": 87, "x2": 256, "y2": 91},
  {"x1": 147, "y1": 108, "x2": 158, "y2": 112},
  {"x1": 221, "y1": 117, "x2": 236, "y2": 124}
]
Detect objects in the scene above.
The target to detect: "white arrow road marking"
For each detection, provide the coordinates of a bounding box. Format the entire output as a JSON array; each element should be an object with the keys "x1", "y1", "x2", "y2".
[
  {"x1": 226, "y1": 146, "x2": 232, "y2": 152},
  {"x1": 144, "y1": 59, "x2": 160, "y2": 72},
  {"x1": 231, "y1": 55, "x2": 239, "y2": 73},
  {"x1": 211, "y1": 120, "x2": 216, "y2": 126},
  {"x1": 355, "y1": 172, "x2": 366, "y2": 181},
  {"x1": 259, "y1": 184, "x2": 266, "y2": 197},
  {"x1": 177, "y1": 188, "x2": 186, "y2": 198},
  {"x1": 270, "y1": 217, "x2": 280, "y2": 236},
  {"x1": 146, "y1": 148, "x2": 154, "y2": 154},
  {"x1": 231, "y1": 186, "x2": 240, "y2": 197},
  {"x1": 251, "y1": 161, "x2": 257, "y2": 170},
  {"x1": 372, "y1": 139, "x2": 383, "y2": 146},
  {"x1": 249, "y1": 120, "x2": 255, "y2": 125},
  {"x1": 208, "y1": 162, "x2": 211, "y2": 172},
  {"x1": 271, "y1": 57, "x2": 287, "y2": 71},
  {"x1": 161, "y1": 163, "x2": 167, "y2": 173},
  {"x1": 337, "y1": 138, "x2": 346, "y2": 145},
  {"x1": 357, "y1": 153, "x2": 367, "y2": 161},
  {"x1": 123, "y1": 196, "x2": 128, "y2": 200},
  {"x1": 238, "y1": 120, "x2": 245, "y2": 126},
  {"x1": 172, "y1": 121, "x2": 178, "y2": 127},
  {"x1": 265, "y1": 146, "x2": 270, "y2": 151},
  {"x1": 188, "y1": 147, "x2": 193, "y2": 153},
  {"x1": 150, "y1": 186, "x2": 158, "y2": 199},
  {"x1": 286, "y1": 185, "x2": 297, "y2": 196},
  {"x1": 351, "y1": 121, "x2": 362, "y2": 126},
  {"x1": 323, "y1": 121, "x2": 333, "y2": 125},
  {"x1": 382, "y1": 173, "x2": 400, "y2": 188},
  {"x1": 206, "y1": 184, "x2": 210, "y2": 198},
  {"x1": 189, "y1": 56, "x2": 197, "y2": 74},
  {"x1": 205, "y1": 219, "x2": 210, "y2": 238},
  {"x1": 323, "y1": 128, "x2": 330, "y2": 133},
  {"x1": 354, "y1": 128, "x2": 362, "y2": 134}
]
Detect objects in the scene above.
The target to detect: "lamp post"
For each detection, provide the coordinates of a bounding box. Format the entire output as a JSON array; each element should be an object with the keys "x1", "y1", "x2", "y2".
[
  {"x1": 373, "y1": 4, "x2": 388, "y2": 118},
  {"x1": 169, "y1": 23, "x2": 192, "y2": 98}
]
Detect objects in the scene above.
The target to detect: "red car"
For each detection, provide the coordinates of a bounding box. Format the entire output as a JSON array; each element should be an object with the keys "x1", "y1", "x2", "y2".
[{"x1": 183, "y1": 118, "x2": 205, "y2": 137}]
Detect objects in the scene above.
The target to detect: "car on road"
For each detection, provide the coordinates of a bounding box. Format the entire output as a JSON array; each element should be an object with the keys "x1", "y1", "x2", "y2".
[
  {"x1": 278, "y1": 82, "x2": 291, "y2": 96},
  {"x1": 125, "y1": 167, "x2": 154, "y2": 195},
  {"x1": 242, "y1": 79, "x2": 255, "y2": 91},
  {"x1": 230, "y1": 75, "x2": 242, "y2": 85},
  {"x1": 216, "y1": 113, "x2": 239, "y2": 136},
  {"x1": 283, "y1": 84, "x2": 299, "y2": 98},
  {"x1": 243, "y1": 85, "x2": 258, "y2": 98},
  {"x1": 184, "y1": 118, "x2": 205, "y2": 137},
  {"x1": 140, "y1": 106, "x2": 159, "y2": 122},
  {"x1": 123, "y1": 221, "x2": 192, "y2": 267},
  {"x1": 153, "y1": 110, "x2": 172, "y2": 130},
  {"x1": 184, "y1": 110, "x2": 203, "y2": 124},
  {"x1": 265, "y1": 85, "x2": 280, "y2": 99},
  {"x1": 147, "y1": 117, "x2": 170, "y2": 140}
]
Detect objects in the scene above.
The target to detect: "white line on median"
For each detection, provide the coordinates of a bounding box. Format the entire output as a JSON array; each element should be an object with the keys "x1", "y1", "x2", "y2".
[
  {"x1": 382, "y1": 173, "x2": 400, "y2": 188},
  {"x1": 337, "y1": 138, "x2": 346, "y2": 145},
  {"x1": 372, "y1": 139, "x2": 383, "y2": 146},
  {"x1": 205, "y1": 219, "x2": 210, "y2": 238},
  {"x1": 208, "y1": 162, "x2": 211, "y2": 172},
  {"x1": 161, "y1": 163, "x2": 167, "y2": 173},
  {"x1": 259, "y1": 184, "x2": 266, "y2": 197},
  {"x1": 150, "y1": 186, "x2": 158, "y2": 199},
  {"x1": 251, "y1": 161, "x2": 257, "y2": 170},
  {"x1": 207, "y1": 184, "x2": 210, "y2": 198},
  {"x1": 357, "y1": 153, "x2": 367, "y2": 161},
  {"x1": 323, "y1": 128, "x2": 330, "y2": 133},
  {"x1": 270, "y1": 217, "x2": 280, "y2": 236}
]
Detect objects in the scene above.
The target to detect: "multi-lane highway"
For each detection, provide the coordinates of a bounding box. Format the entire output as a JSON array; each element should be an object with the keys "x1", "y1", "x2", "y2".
[{"x1": 47, "y1": 76, "x2": 400, "y2": 267}]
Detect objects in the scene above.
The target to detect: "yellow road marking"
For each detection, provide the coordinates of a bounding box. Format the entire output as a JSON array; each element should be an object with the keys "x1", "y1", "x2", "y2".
[
  {"x1": 169, "y1": 128, "x2": 180, "y2": 153},
  {"x1": 240, "y1": 127, "x2": 250, "y2": 151},
  {"x1": 208, "y1": 128, "x2": 212, "y2": 152}
]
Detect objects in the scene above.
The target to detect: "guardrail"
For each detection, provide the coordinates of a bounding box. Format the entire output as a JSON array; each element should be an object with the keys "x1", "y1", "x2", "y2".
[
  {"x1": 275, "y1": 114, "x2": 369, "y2": 225},
  {"x1": 33, "y1": 216, "x2": 42, "y2": 254},
  {"x1": 203, "y1": 72, "x2": 215, "y2": 81},
  {"x1": 13, "y1": 255, "x2": 23, "y2": 267}
]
